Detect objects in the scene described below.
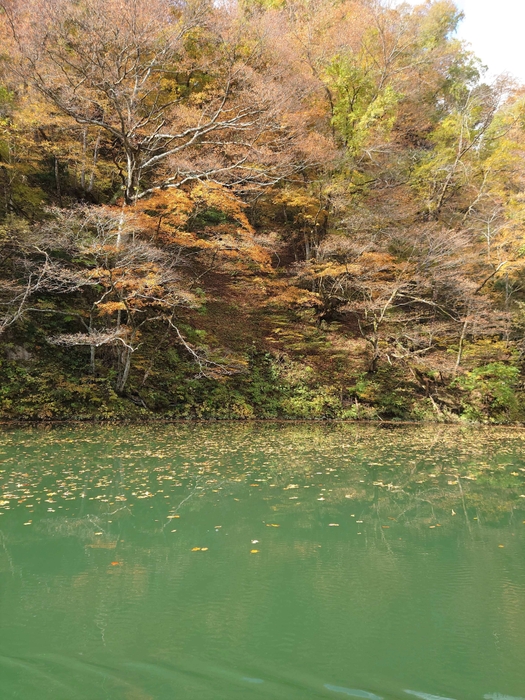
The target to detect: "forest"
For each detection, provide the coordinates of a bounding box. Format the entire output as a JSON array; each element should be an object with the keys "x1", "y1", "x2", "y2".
[{"x1": 1, "y1": 0, "x2": 525, "y2": 422}]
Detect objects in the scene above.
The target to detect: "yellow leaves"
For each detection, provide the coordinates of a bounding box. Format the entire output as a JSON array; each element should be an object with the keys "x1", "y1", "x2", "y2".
[
  {"x1": 191, "y1": 182, "x2": 254, "y2": 236},
  {"x1": 136, "y1": 189, "x2": 194, "y2": 236},
  {"x1": 250, "y1": 549, "x2": 259, "y2": 554},
  {"x1": 264, "y1": 282, "x2": 319, "y2": 308},
  {"x1": 359, "y1": 251, "x2": 396, "y2": 269},
  {"x1": 266, "y1": 523, "x2": 280, "y2": 527},
  {"x1": 135, "y1": 183, "x2": 269, "y2": 272},
  {"x1": 271, "y1": 189, "x2": 328, "y2": 229},
  {"x1": 315, "y1": 262, "x2": 357, "y2": 279},
  {"x1": 97, "y1": 301, "x2": 127, "y2": 315}
]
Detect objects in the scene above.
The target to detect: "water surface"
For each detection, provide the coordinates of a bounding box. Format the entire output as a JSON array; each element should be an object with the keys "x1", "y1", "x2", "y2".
[{"x1": 0, "y1": 423, "x2": 524, "y2": 699}]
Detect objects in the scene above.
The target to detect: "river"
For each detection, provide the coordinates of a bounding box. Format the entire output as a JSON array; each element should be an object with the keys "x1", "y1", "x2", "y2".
[{"x1": 0, "y1": 423, "x2": 524, "y2": 699}]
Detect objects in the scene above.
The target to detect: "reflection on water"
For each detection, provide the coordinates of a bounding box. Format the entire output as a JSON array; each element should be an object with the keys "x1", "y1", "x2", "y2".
[{"x1": 0, "y1": 423, "x2": 524, "y2": 700}]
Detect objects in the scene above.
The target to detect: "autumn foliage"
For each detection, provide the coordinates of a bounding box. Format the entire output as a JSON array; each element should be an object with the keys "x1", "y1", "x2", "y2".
[{"x1": 0, "y1": 0, "x2": 525, "y2": 419}]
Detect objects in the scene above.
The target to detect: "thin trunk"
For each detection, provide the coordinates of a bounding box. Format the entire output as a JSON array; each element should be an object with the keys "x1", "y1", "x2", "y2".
[
  {"x1": 116, "y1": 205, "x2": 126, "y2": 249},
  {"x1": 304, "y1": 234, "x2": 310, "y2": 261},
  {"x1": 116, "y1": 346, "x2": 132, "y2": 394},
  {"x1": 368, "y1": 328, "x2": 379, "y2": 373},
  {"x1": 88, "y1": 132, "x2": 101, "y2": 193},
  {"x1": 455, "y1": 314, "x2": 469, "y2": 373},
  {"x1": 54, "y1": 157, "x2": 62, "y2": 207},
  {"x1": 80, "y1": 128, "x2": 87, "y2": 192}
]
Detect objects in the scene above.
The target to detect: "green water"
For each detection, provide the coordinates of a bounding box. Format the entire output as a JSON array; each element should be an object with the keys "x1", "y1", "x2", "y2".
[{"x1": 0, "y1": 424, "x2": 524, "y2": 700}]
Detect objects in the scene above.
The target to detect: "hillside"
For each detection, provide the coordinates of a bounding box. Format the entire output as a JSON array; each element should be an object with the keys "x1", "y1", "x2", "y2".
[{"x1": 1, "y1": 0, "x2": 525, "y2": 422}]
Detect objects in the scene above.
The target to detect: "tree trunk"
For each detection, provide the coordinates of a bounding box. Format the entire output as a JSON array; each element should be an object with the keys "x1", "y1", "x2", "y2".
[
  {"x1": 116, "y1": 346, "x2": 132, "y2": 394},
  {"x1": 54, "y1": 157, "x2": 63, "y2": 207},
  {"x1": 455, "y1": 315, "x2": 469, "y2": 373}
]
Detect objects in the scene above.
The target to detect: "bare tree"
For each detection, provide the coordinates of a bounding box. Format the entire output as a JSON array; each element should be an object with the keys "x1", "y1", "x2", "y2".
[{"x1": 2, "y1": 0, "x2": 313, "y2": 204}]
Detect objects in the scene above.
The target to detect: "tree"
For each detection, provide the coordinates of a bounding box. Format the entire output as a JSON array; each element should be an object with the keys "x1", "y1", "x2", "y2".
[{"x1": 1, "y1": 0, "x2": 313, "y2": 204}]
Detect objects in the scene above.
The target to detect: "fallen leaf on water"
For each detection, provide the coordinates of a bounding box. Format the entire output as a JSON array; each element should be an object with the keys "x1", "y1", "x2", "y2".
[
  {"x1": 498, "y1": 545, "x2": 505, "y2": 548},
  {"x1": 328, "y1": 523, "x2": 339, "y2": 527},
  {"x1": 250, "y1": 549, "x2": 259, "y2": 554},
  {"x1": 201, "y1": 548, "x2": 208, "y2": 552},
  {"x1": 266, "y1": 523, "x2": 280, "y2": 527},
  {"x1": 191, "y1": 547, "x2": 201, "y2": 551},
  {"x1": 111, "y1": 562, "x2": 120, "y2": 566},
  {"x1": 382, "y1": 526, "x2": 390, "y2": 529}
]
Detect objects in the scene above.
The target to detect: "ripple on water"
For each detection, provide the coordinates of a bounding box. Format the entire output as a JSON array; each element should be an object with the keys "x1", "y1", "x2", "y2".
[
  {"x1": 324, "y1": 684, "x2": 383, "y2": 699},
  {"x1": 404, "y1": 690, "x2": 457, "y2": 700}
]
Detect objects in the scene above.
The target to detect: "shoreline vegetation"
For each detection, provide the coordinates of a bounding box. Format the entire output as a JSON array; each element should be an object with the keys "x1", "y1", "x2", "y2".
[{"x1": 1, "y1": 0, "x2": 525, "y2": 423}]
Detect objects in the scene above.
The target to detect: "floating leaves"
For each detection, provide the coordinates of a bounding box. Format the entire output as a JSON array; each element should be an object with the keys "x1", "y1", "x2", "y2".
[{"x1": 0, "y1": 425, "x2": 524, "y2": 545}]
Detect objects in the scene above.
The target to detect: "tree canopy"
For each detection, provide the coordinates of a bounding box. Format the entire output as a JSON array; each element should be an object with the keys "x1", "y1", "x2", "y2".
[{"x1": 1, "y1": 0, "x2": 525, "y2": 421}]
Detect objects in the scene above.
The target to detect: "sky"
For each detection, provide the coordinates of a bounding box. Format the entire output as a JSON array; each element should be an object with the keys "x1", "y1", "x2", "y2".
[{"x1": 396, "y1": 0, "x2": 525, "y2": 84}]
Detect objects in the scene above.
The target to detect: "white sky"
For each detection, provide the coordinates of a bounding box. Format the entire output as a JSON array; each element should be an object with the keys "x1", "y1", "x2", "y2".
[{"x1": 395, "y1": 0, "x2": 525, "y2": 84}]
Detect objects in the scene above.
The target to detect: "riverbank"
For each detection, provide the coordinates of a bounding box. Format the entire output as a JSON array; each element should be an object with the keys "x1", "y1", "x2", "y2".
[{"x1": 1, "y1": 341, "x2": 524, "y2": 423}]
